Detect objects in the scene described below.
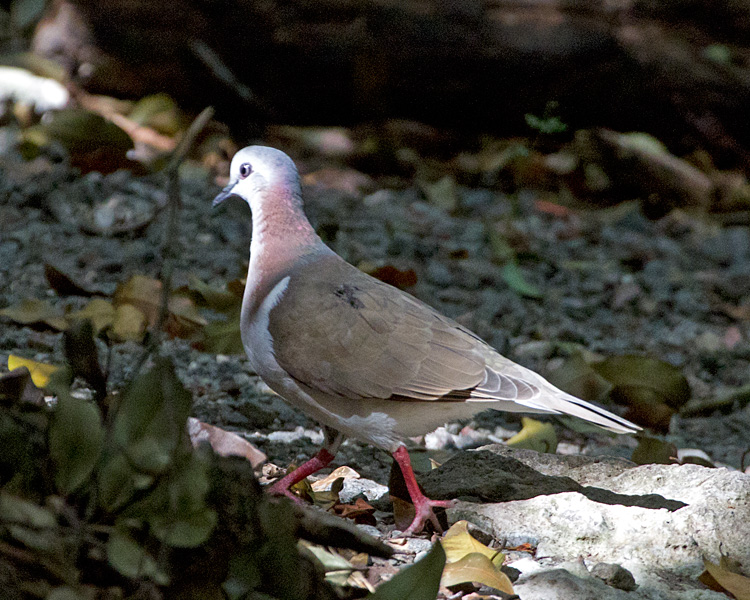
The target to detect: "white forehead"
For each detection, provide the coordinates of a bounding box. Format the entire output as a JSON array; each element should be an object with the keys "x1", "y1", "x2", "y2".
[{"x1": 230, "y1": 146, "x2": 299, "y2": 184}]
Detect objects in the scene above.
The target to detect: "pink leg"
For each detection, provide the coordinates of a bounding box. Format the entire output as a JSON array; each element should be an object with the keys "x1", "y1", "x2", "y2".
[
  {"x1": 267, "y1": 448, "x2": 335, "y2": 502},
  {"x1": 391, "y1": 445, "x2": 454, "y2": 535}
]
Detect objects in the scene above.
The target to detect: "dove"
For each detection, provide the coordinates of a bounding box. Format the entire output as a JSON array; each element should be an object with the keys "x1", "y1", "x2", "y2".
[{"x1": 213, "y1": 145, "x2": 640, "y2": 535}]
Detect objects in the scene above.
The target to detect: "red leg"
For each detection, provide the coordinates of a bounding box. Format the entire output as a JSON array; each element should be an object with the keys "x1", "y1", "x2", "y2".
[
  {"x1": 391, "y1": 445, "x2": 454, "y2": 535},
  {"x1": 267, "y1": 447, "x2": 335, "y2": 502}
]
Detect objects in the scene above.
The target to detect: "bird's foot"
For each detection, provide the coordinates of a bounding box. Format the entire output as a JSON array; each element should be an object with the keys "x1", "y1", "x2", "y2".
[
  {"x1": 266, "y1": 448, "x2": 335, "y2": 503},
  {"x1": 403, "y1": 494, "x2": 455, "y2": 536},
  {"x1": 391, "y1": 444, "x2": 455, "y2": 535}
]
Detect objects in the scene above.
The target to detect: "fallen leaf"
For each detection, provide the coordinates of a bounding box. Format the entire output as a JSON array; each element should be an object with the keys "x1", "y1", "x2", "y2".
[
  {"x1": 441, "y1": 552, "x2": 514, "y2": 594},
  {"x1": 724, "y1": 326, "x2": 742, "y2": 349},
  {"x1": 7, "y1": 355, "x2": 59, "y2": 388},
  {"x1": 501, "y1": 262, "x2": 542, "y2": 299},
  {"x1": 44, "y1": 263, "x2": 102, "y2": 297},
  {"x1": 109, "y1": 304, "x2": 148, "y2": 342},
  {"x1": 332, "y1": 498, "x2": 376, "y2": 525},
  {"x1": 129, "y1": 93, "x2": 181, "y2": 135},
  {"x1": 166, "y1": 294, "x2": 208, "y2": 339},
  {"x1": 534, "y1": 199, "x2": 572, "y2": 217},
  {"x1": 594, "y1": 355, "x2": 690, "y2": 410},
  {"x1": 182, "y1": 275, "x2": 239, "y2": 311},
  {"x1": 547, "y1": 353, "x2": 613, "y2": 404},
  {"x1": 187, "y1": 417, "x2": 266, "y2": 468},
  {"x1": 420, "y1": 175, "x2": 459, "y2": 212},
  {"x1": 301, "y1": 541, "x2": 356, "y2": 587},
  {"x1": 442, "y1": 521, "x2": 504, "y2": 567},
  {"x1": 310, "y1": 466, "x2": 360, "y2": 492},
  {"x1": 303, "y1": 167, "x2": 374, "y2": 195},
  {"x1": 702, "y1": 557, "x2": 750, "y2": 600},
  {"x1": 368, "y1": 265, "x2": 418, "y2": 289},
  {"x1": 22, "y1": 108, "x2": 135, "y2": 174},
  {"x1": 506, "y1": 418, "x2": 557, "y2": 453},
  {"x1": 67, "y1": 298, "x2": 116, "y2": 334},
  {"x1": 113, "y1": 275, "x2": 162, "y2": 326},
  {"x1": 0, "y1": 298, "x2": 68, "y2": 330},
  {"x1": 368, "y1": 541, "x2": 445, "y2": 600},
  {"x1": 631, "y1": 436, "x2": 678, "y2": 466}
]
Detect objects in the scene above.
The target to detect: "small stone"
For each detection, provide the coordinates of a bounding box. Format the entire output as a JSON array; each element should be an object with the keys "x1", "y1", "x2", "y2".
[
  {"x1": 355, "y1": 523, "x2": 383, "y2": 539},
  {"x1": 589, "y1": 562, "x2": 637, "y2": 591},
  {"x1": 426, "y1": 260, "x2": 453, "y2": 286}
]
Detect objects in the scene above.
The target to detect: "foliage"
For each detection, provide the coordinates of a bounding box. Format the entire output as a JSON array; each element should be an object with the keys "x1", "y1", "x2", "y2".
[{"x1": 0, "y1": 329, "x2": 387, "y2": 599}]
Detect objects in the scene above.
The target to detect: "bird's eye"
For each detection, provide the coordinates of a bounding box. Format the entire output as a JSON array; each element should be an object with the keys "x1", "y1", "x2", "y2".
[{"x1": 239, "y1": 163, "x2": 253, "y2": 179}]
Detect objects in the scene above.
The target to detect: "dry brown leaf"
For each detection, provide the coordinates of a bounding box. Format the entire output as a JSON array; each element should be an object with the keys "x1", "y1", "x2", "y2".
[
  {"x1": 187, "y1": 417, "x2": 266, "y2": 468},
  {"x1": 368, "y1": 265, "x2": 418, "y2": 289},
  {"x1": 702, "y1": 557, "x2": 750, "y2": 600},
  {"x1": 333, "y1": 498, "x2": 376, "y2": 525}
]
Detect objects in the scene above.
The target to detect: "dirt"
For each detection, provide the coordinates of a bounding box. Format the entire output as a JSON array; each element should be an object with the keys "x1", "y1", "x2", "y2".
[{"x1": 1, "y1": 138, "x2": 749, "y2": 485}]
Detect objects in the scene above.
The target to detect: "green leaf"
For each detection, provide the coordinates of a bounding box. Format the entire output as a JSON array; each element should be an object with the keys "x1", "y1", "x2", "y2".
[
  {"x1": 98, "y1": 453, "x2": 153, "y2": 512},
  {"x1": 147, "y1": 452, "x2": 217, "y2": 547},
  {"x1": 150, "y1": 507, "x2": 217, "y2": 548},
  {"x1": 113, "y1": 356, "x2": 192, "y2": 454},
  {"x1": 184, "y1": 275, "x2": 242, "y2": 312},
  {"x1": 25, "y1": 109, "x2": 133, "y2": 155},
  {"x1": 107, "y1": 525, "x2": 169, "y2": 585},
  {"x1": 0, "y1": 491, "x2": 60, "y2": 552},
  {"x1": 593, "y1": 355, "x2": 690, "y2": 410},
  {"x1": 129, "y1": 93, "x2": 181, "y2": 134},
  {"x1": 201, "y1": 307, "x2": 245, "y2": 354},
  {"x1": 501, "y1": 262, "x2": 542, "y2": 298},
  {"x1": 47, "y1": 587, "x2": 87, "y2": 600},
  {"x1": 368, "y1": 541, "x2": 445, "y2": 600},
  {"x1": 49, "y1": 393, "x2": 104, "y2": 494},
  {"x1": 0, "y1": 491, "x2": 56, "y2": 528},
  {"x1": 631, "y1": 436, "x2": 678, "y2": 466},
  {"x1": 223, "y1": 551, "x2": 262, "y2": 599},
  {"x1": 546, "y1": 353, "x2": 613, "y2": 403},
  {"x1": 420, "y1": 176, "x2": 459, "y2": 212}
]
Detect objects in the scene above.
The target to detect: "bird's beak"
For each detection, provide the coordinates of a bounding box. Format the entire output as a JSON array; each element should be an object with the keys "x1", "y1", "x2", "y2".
[{"x1": 212, "y1": 181, "x2": 237, "y2": 207}]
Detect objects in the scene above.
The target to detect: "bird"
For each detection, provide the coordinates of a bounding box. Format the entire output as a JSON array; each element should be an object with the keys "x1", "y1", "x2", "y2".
[{"x1": 213, "y1": 145, "x2": 640, "y2": 535}]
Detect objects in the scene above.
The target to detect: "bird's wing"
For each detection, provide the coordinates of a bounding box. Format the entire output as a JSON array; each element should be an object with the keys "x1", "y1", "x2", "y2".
[{"x1": 266, "y1": 256, "x2": 538, "y2": 402}]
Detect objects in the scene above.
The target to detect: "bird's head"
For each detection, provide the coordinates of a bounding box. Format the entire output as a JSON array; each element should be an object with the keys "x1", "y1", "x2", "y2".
[{"x1": 212, "y1": 146, "x2": 302, "y2": 211}]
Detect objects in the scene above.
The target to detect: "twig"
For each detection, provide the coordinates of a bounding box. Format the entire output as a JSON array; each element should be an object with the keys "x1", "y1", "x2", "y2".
[
  {"x1": 190, "y1": 40, "x2": 256, "y2": 103},
  {"x1": 134, "y1": 106, "x2": 214, "y2": 374}
]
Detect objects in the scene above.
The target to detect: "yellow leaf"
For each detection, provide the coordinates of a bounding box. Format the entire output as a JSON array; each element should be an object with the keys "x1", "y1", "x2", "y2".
[
  {"x1": 442, "y1": 521, "x2": 503, "y2": 567},
  {"x1": 113, "y1": 275, "x2": 162, "y2": 326},
  {"x1": 703, "y1": 558, "x2": 750, "y2": 600},
  {"x1": 7, "y1": 355, "x2": 59, "y2": 388},
  {"x1": 109, "y1": 304, "x2": 148, "y2": 342},
  {"x1": 441, "y1": 552, "x2": 514, "y2": 594},
  {"x1": 506, "y1": 417, "x2": 557, "y2": 453},
  {"x1": 68, "y1": 298, "x2": 115, "y2": 333}
]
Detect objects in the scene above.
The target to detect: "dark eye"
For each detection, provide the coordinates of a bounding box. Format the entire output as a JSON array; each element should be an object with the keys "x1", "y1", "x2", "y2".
[{"x1": 239, "y1": 162, "x2": 252, "y2": 179}]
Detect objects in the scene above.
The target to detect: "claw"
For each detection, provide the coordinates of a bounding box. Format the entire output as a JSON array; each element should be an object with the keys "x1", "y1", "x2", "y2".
[{"x1": 392, "y1": 445, "x2": 454, "y2": 535}]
